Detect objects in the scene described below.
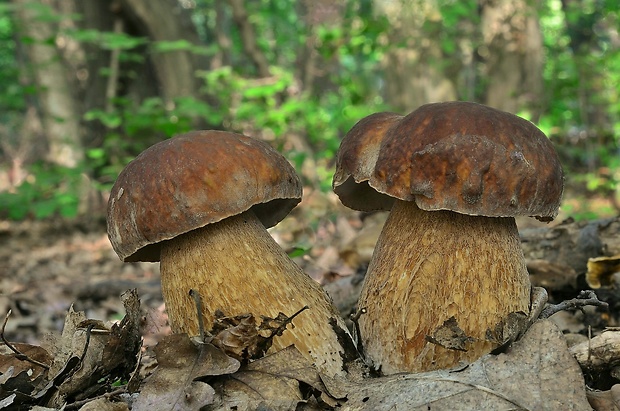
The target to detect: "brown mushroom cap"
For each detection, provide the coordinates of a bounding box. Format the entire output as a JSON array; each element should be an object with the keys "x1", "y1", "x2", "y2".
[
  {"x1": 333, "y1": 101, "x2": 564, "y2": 220},
  {"x1": 107, "y1": 130, "x2": 302, "y2": 262}
]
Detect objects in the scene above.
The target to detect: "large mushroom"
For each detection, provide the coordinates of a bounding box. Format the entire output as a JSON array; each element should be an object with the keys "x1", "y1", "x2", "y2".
[
  {"x1": 333, "y1": 102, "x2": 564, "y2": 374},
  {"x1": 107, "y1": 130, "x2": 355, "y2": 376}
]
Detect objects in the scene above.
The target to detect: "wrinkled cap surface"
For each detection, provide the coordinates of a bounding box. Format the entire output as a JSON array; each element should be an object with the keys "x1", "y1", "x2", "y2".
[
  {"x1": 107, "y1": 130, "x2": 302, "y2": 262},
  {"x1": 333, "y1": 101, "x2": 564, "y2": 220}
]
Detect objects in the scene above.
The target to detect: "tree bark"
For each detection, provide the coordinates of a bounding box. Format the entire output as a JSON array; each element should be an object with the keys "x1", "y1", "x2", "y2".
[
  {"x1": 12, "y1": 0, "x2": 83, "y2": 167},
  {"x1": 228, "y1": 0, "x2": 270, "y2": 78},
  {"x1": 212, "y1": 0, "x2": 232, "y2": 69},
  {"x1": 374, "y1": 0, "x2": 458, "y2": 112},
  {"x1": 120, "y1": 0, "x2": 208, "y2": 100},
  {"x1": 480, "y1": 0, "x2": 544, "y2": 119}
]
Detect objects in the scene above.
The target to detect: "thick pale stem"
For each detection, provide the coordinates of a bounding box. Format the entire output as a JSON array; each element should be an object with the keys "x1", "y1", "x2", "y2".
[
  {"x1": 160, "y1": 210, "x2": 353, "y2": 376},
  {"x1": 358, "y1": 200, "x2": 531, "y2": 374}
]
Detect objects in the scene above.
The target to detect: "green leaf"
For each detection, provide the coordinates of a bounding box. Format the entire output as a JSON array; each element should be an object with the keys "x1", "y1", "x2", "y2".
[
  {"x1": 84, "y1": 109, "x2": 122, "y2": 128},
  {"x1": 288, "y1": 247, "x2": 310, "y2": 258},
  {"x1": 32, "y1": 198, "x2": 58, "y2": 219},
  {"x1": 152, "y1": 39, "x2": 194, "y2": 53}
]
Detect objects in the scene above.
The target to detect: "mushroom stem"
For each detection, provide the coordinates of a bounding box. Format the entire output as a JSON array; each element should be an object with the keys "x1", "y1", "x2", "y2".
[
  {"x1": 160, "y1": 209, "x2": 353, "y2": 376},
  {"x1": 358, "y1": 200, "x2": 531, "y2": 374}
]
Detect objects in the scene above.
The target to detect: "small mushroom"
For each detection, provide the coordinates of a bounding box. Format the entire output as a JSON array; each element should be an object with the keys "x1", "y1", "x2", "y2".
[
  {"x1": 333, "y1": 102, "x2": 564, "y2": 374},
  {"x1": 107, "y1": 130, "x2": 354, "y2": 376}
]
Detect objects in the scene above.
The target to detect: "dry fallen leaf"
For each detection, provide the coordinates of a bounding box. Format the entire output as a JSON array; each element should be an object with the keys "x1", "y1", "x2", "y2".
[
  {"x1": 0, "y1": 342, "x2": 51, "y2": 391},
  {"x1": 320, "y1": 320, "x2": 591, "y2": 410},
  {"x1": 132, "y1": 333, "x2": 240, "y2": 411},
  {"x1": 78, "y1": 396, "x2": 130, "y2": 410},
  {"x1": 587, "y1": 384, "x2": 620, "y2": 411},
  {"x1": 209, "y1": 309, "x2": 306, "y2": 363},
  {"x1": 571, "y1": 330, "x2": 620, "y2": 374},
  {"x1": 209, "y1": 345, "x2": 328, "y2": 411},
  {"x1": 426, "y1": 316, "x2": 475, "y2": 351},
  {"x1": 586, "y1": 255, "x2": 620, "y2": 289},
  {"x1": 46, "y1": 290, "x2": 142, "y2": 406}
]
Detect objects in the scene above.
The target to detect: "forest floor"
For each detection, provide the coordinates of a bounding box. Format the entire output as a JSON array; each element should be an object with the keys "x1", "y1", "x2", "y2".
[
  {"x1": 1, "y1": 187, "x2": 619, "y2": 409},
  {"x1": 1, "y1": 187, "x2": 614, "y2": 344}
]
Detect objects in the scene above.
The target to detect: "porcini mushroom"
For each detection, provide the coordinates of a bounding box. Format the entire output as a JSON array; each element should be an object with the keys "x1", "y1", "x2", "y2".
[
  {"x1": 107, "y1": 130, "x2": 354, "y2": 376},
  {"x1": 333, "y1": 102, "x2": 563, "y2": 374}
]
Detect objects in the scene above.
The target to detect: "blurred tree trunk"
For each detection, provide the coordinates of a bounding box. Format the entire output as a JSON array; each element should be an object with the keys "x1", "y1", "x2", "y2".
[
  {"x1": 12, "y1": 0, "x2": 83, "y2": 167},
  {"x1": 9, "y1": 0, "x2": 211, "y2": 216},
  {"x1": 120, "y1": 0, "x2": 208, "y2": 101},
  {"x1": 212, "y1": 0, "x2": 232, "y2": 69},
  {"x1": 71, "y1": 1, "x2": 117, "y2": 149},
  {"x1": 228, "y1": 0, "x2": 270, "y2": 77},
  {"x1": 374, "y1": 0, "x2": 457, "y2": 113},
  {"x1": 480, "y1": 0, "x2": 544, "y2": 119}
]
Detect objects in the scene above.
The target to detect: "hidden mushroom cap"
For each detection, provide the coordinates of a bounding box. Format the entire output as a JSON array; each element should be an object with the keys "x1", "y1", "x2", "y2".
[
  {"x1": 333, "y1": 101, "x2": 564, "y2": 221},
  {"x1": 107, "y1": 130, "x2": 302, "y2": 262}
]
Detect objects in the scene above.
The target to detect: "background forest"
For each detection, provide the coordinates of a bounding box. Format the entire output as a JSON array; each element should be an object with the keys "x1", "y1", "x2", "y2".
[{"x1": 0, "y1": 0, "x2": 618, "y2": 221}]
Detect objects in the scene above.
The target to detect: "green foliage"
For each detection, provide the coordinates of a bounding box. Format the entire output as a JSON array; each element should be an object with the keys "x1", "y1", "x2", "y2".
[
  {"x1": 83, "y1": 94, "x2": 223, "y2": 187},
  {"x1": 2, "y1": 0, "x2": 620, "y2": 221},
  {"x1": 196, "y1": 1, "x2": 388, "y2": 189},
  {"x1": 68, "y1": 28, "x2": 148, "y2": 50},
  {"x1": 0, "y1": 162, "x2": 82, "y2": 220},
  {"x1": 539, "y1": 0, "x2": 620, "y2": 204},
  {"x1": 0, "y1": 5, "x2": 25, "y2": 122}
]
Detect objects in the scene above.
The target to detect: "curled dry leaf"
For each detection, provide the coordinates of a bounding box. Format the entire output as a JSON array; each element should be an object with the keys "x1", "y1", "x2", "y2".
[
  {"x1": 587, "y1": 255, "x2": 620, "y2": 289},
  {"x1": 0, "y1": 290, "x2": 142, "y2": 409},
  {"x1": 209, "y1": 309, "x2": 306, "y2": 363},
  {"x1": 49, "y1": 290, "x2": 142, "y2": 406},
  {"x1": 0, "y1": 342, "x2": 52, "y2": 384},
  {"x1": 209, "y1": 312, "x2": 271, "y2": 362},
  {"x1": 425, "y1": 316, "x2": 476, "y2": 351}
]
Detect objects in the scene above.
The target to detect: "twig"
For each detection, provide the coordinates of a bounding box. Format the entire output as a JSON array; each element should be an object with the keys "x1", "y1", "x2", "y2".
[
  {"x1": 269, "y1": 305, "x2": 309, "y2": 339},
  {"x1": 64, "y1": 386, "x2": 128, "y2": 410},
  {"x1": 539, "y1": 290, "x2": 609, "y2": 319},
  {"x1": 350, "y1": 307, "x2": 367, "y2": 358},
  {"x1": 189, "y1": 289, "x2": 207, "y2": 342},
  {"x1": 79, "y1": 324, "x2": 95, "y2": 363},
  {"x1": 1, "y1": 310, "x2": 50, "y2": 370}
]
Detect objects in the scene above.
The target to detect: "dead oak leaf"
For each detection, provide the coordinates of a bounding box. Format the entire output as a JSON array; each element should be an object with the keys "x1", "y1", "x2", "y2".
[
  {"x1": 132, "y1": 333, "x2": 240, "y2": 411},
  {"x1": 425, "y1": 317, "x2": 475, "y2": 351},
  {"x1": 209, "y1": 346, "x2": 329, "y2": 411},
  {"x1": 0, "y1": 342, "x2": 52, "y2": 400},
  {"x1": 321, "y1": 320, "x2": 591, "y2": 410}
]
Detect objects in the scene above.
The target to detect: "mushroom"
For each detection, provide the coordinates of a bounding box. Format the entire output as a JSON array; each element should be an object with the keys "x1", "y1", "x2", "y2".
[
  {"x1": 333, "y1": 102, "x2": 564, "y2": 374},
  {"x1": 107, "y1": 130, "x2": 355, "y2": 376}
]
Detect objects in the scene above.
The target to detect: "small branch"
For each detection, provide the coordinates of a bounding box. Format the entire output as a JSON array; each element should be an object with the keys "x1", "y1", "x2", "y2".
[
  {"x1": 570, "y1": 329, "x2": 620, "y2": 372},
  {"x1": 539, "y1": 290, "x2": 609, "y2": 319},
  {"x1": 189, "y1": 289, "x2": 208, "y2": 342},
  {"x1": 268, "y1": 305, "x2": 309, "y2": 339},
  {"x1": 104, "y1": 1, "x2": 123, "y2": 114},
  {"x1": 350, "y1": 307, "x2": 367, "y2": 358},
  {"x1": 64, "y1": 386, "x2": 128, "y2": 410},
  {"x1": 228, "y1": 0, "x2": 270, "y2": 77},
  {"x1": 79, "y1": 324, "x2": 96, "y2": 363},
  {"x1": 1, "y1": 310, "x2": 50, "y2": 370}
]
